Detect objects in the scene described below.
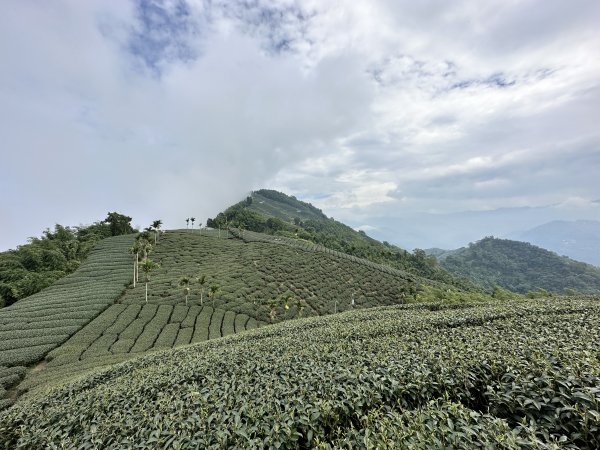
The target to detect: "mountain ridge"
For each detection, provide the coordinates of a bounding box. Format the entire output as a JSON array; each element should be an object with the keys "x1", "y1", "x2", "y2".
[
  {"x1": 207, "y1": 189, "x2": 483, "y2": 293},
  {"x1": 436, "y1": 236, "x2": 600, "y2": 294},
  {"x1": 510, "y1": 219, "x2": 600, "y2": 267}
]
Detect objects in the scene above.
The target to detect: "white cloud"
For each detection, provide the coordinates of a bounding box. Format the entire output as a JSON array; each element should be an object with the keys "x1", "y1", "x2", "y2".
[
  {"x1": 0, "y1": 0, "x2": 372, "y2": 249},
  {"x1": 1, "y1": 0, "x2": 599, "y2": 250}
]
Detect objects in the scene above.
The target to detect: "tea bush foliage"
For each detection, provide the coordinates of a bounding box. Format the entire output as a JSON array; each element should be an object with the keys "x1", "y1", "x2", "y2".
[
  {"x1": 8, "y1": 229, "x2": 493, "y2": 397},
  {"x1": 0, "y1": 235, "x2": 133, "y2": 404},
  {"x1": 1, "y1": 297, "x2": 598, "y2": 449},
  {"x1": 123, "y1": 230, "x2": 422, "y2": 321}
]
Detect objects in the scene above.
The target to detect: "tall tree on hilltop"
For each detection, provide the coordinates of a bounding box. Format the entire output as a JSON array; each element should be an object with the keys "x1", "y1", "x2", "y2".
[
  {"x1": 105, "y1": 212, "x2": 134, "y2": 236},
  {"x1": 152, "y1": 220, "x2": 162, "y2": 244},
  {"x1": 186, "y1": 218, "x2": 190, "y2": 229},
  {"x1": 141, "y1": 259, "x2": 160, "y2": 304},
  {"x1": 190, "y1": 217, "x2": 195, "y2": 231}
]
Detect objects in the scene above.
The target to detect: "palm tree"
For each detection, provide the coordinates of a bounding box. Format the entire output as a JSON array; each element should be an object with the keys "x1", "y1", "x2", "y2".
[
  {"x1": 179, "y1": 275, "x2": 192, "y2": 306},
  {"x1": 141, "y1": 259, "x2": 160, "y2": 304},
  {"x1": 281, "y1": 293, "x2": 293, "y2": 311},
  {"x1": 208, "y1": 284, "x2": 221, "y2": 308},
  {"x1": 295, "y1": 298, "x2": 306, "y2": 317},
  {"x1": 186, "y1": 218, "x2": 190, "y2": 229},
  {"x1": 129, "y1": 241, "x2": 141, "y2": 288},
  {"x1": 196, "y1": 274, "x2": 207, "y2": 305},
  {"x1": 135, "y1": 237, "x2": 152, "y2": 284},
  {"x1": 198, "y1": 222, "x2": 203, "y2": 236},
  {"x1": 268, "y1": 297, "x2": 279, "y2": 323},
  {"x1": 190, "y1": 217, "x2": 195, "y2": 231},
  {"x1": 133, "y1": 233, "x2": 151, "y2": 282},
  {"x1": 139, "y1": 238, "x2": 152, "y2": 262},
  {"x1": 152, "y1": 220, "x2": 162, "y2": 244}
]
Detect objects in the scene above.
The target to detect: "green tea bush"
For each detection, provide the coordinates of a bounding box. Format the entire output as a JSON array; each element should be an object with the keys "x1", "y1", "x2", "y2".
[
  {"x1": 1, "y1": 297, "x2": 598, "y2": 449},
  {"x1": 208, "y1": 309, "x2": 225, "y2": 340},
  {"x1": 174, "y1": 328, "x2": 193, "y2": 347},
  {"x1": 0, "y1": 235, "x2": 133, "y2": 406},
  {"x1": 192, "y1": 307, "x2": 212, "y2": 342},
  {"x1": 154, "y1": 323, "x2": 180, "y2": 349},
  {"x1": 104, "y1": 305, "x2": 141, "y2": 335}
]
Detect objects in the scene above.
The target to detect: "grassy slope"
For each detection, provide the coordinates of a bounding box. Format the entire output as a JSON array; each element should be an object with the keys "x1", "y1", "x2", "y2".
[
  {"x1": 250, "y1": 190, "x2": 327, "y2": 223},
  {"x1": 17, "y1": 228, "x2": 420, "y2": 393},
  {"x1": 0, "y1": 235, "x2": 133, "y2": 409},
  {"x1": 2, "y1": 296, "x2": 599, "y2": 449},
  {"x1": 441, "y1": 237, "x2": 600, "y2": 294}
]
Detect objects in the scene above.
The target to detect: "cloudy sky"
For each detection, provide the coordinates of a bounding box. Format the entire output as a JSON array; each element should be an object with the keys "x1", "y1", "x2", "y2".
[{"x1": 1, "y1": 0, "x2": 599, "y2": 251}]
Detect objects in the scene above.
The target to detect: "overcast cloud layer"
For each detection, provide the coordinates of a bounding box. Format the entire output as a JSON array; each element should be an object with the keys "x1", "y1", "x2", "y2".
[{"x1": 1, "y1": 0, "x2": 599, "y2": 251}]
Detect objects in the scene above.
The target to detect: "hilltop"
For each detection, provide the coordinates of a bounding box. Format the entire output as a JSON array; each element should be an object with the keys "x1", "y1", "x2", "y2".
[
  {"x1": 207, "y1": 189, "x2": 481, "y2": 293},
  {"x1": 0, "y1": 212, "x2": 135, "y2": 308},
  {"x1": 512, "y1": 220, "x2": 600, "y2": 267},
  {"x1": 437, "y1": 237, "x2": 600, "y2": 294}
]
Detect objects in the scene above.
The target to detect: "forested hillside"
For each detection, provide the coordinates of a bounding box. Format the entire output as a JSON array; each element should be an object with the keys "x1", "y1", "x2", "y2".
[
  {"x1": 0, "y1": 213, "x2": 134, "y2": 308},
  {"x1": 207, "y1": 189, "x2": 481, "y2": 292},
  {"x1": 440, "y1": 237, "x2": 600, "y2": 294}
]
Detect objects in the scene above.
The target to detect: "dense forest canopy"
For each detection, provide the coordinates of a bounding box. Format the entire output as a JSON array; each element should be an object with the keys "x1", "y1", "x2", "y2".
[
  {"x1": 0, "y1": 212, "x2": 134, "y2": 307},
  {"x1": 440, "y1": 236, "x2": 600, "y2": 294}
]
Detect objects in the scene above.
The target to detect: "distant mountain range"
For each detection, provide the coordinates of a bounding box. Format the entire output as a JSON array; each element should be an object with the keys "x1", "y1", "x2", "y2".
[
  {"x1": 427, "y1": 237, "x2": 600, "y2": 294},
  {"x1": 510, "y1": 220, "x2": 600, "y2": 267},
  {"x1": 346, "y1": 204, "x2": 600, "y2": 253}
]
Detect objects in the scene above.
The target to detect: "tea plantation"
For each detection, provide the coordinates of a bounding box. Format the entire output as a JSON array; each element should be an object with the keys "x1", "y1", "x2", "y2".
[
  {"x1": 120, "y1": 229, "x2": 420, "y2": 320},
  {"x1": 1, "y1": 297, "x2": 598, "y2": 449},
  {"x1": 16, "y1": 228, "x2": 423, "y2": 393},
  {"x1": 0, "y1": 234, "x2": 133, "y2": 408}
]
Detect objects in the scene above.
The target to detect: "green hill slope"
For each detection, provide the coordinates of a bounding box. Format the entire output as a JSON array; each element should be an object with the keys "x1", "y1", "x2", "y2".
[
  {"x1": 0, "y1": 234, "x2": 133, "y2": 408},
  {"x1": 440, "y1": 237, "x2": 600, "y2": 294},
  {"x1": 2, "y1": 296, "x2": 599, "y2": 449},
  {"x1": 208, "y1": 189, "x2": 481, "y2": 292},
  {"x1": 247, "y1": 189, "x2": 328, "y2": 222},
  {"x1": 12, "y1": 228, "x2": 425, "y2": 396}
]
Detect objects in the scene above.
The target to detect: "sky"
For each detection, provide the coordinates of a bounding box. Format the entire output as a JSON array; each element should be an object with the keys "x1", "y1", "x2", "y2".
[{"x1": 1, "y1": 0, "x2": 599, "y2": 251}]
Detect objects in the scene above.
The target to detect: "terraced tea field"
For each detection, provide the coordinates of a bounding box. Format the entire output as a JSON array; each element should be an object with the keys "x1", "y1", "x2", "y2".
[
  {"x1": 2, "y1": 297, "x2": 599, "y2": 449},
  {"x1": 9, "y1": 229, "x2": 421, "y2": 397},
  {"x1": 21, "y1": 304, "x2": 262, "y2": 392},
  {"x1": 0, "y1": 235, "x2": 133, "y2": 408},
  {"x1": 122, "y1": 230, "x2": 418, "y2": 320}
]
